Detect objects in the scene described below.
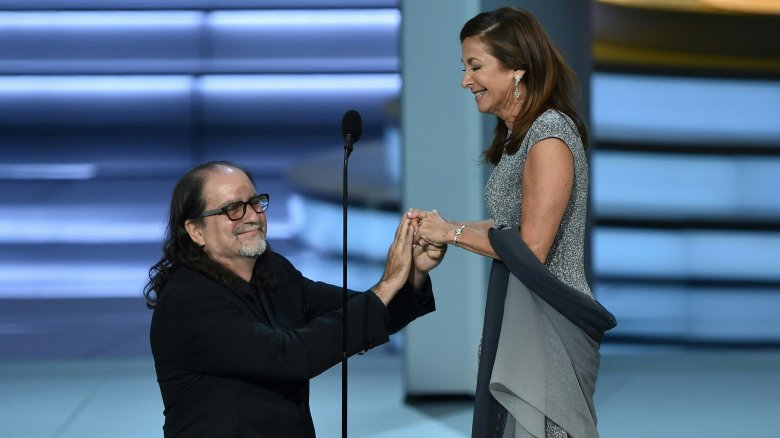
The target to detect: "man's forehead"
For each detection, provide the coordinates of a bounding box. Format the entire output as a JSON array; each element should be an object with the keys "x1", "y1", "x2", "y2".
[
  {"x1": 204, "y1": 165, "x2": 246, "y2": 183},
  {"x1": 203, "y1": 167, "x2": 255, "y2": 201}
]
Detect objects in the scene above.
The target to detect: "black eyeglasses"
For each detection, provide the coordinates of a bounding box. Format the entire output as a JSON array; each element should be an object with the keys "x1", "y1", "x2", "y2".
[{"x1": 200, "y1": 194, "x2": 269, "y2": 221}]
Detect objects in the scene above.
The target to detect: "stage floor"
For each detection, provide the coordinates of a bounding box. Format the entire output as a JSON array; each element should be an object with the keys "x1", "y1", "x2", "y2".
[{"x1": 1, "y1": 345, "x2": 779, "y2": 437}]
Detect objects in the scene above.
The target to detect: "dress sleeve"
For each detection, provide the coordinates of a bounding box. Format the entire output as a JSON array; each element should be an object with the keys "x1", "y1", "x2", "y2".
[{"x1": 526, "y1": 111, "x2": 579, "y2": 151}]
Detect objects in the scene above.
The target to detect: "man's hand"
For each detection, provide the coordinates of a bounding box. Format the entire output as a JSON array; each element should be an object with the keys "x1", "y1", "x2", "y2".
[
  {"x1": 372, "y1": 214, "x2": 414, "y2": 306},
  {"x1": 413, "y1": 240, "x2": 446, "y2": 274},
  {"x1": 407, "y1": 208, "x2": 447, "y2": 289}
]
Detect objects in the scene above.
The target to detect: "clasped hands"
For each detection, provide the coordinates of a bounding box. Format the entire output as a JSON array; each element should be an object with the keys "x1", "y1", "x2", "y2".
[
  {"x1": 375, "y1": 208, "x2": 453, "y2": 301},
  {"x1": 407, "y1": 208, "x2": 454, "y2": 248}
]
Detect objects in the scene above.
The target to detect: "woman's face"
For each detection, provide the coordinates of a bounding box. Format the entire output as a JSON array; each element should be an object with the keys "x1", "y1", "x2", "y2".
[{"x1": 460, "y1": 36, "x2": 523, "y2": 123}]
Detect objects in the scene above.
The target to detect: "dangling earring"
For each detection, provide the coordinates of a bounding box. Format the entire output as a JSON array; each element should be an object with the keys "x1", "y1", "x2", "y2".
[{"x1": 513, "y1": 75, "x2": 522, "y2": 99}]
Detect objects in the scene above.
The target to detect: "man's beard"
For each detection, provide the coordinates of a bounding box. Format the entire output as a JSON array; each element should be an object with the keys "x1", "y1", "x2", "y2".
[{"x1": 239, "y1": 234, "x2": 267, "y2": 257}]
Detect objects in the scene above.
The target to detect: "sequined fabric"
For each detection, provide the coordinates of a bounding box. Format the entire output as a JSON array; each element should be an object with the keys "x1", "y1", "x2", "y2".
[
  {"x1": 484, "y1": 109, "x2": 592, "y2": 298},
  {"x1": 483, "y1": 109, "x2": 593, "y2": 438},
  {"x1": 545, "y1": 418, "x2": 569, "y2": 438}
]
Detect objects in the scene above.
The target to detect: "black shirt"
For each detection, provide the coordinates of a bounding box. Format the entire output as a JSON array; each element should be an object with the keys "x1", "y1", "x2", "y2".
[{"x1": 150, "y1": 251, "x2": 435, "y2": 437}]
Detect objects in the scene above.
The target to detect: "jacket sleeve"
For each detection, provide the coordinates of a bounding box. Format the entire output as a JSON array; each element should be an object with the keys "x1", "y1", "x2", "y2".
[
  {"x1": 291, "y1": 263, "x2": 436, "y2": 335},
  {"x1": 155, "y1": 269, "x2": 393, "y2": 382},
  {"x1": 386, "y1": 275, "x2": 436, "y2": 334}
]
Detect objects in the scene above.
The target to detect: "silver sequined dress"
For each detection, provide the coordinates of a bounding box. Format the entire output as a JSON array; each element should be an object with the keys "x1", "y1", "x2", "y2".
[
  {"x1": 482, "y1": 109, "x2": 594, "y2": 438},
  {"x1": 485, "y1": 109, "x2": 592, "y2": 298}
]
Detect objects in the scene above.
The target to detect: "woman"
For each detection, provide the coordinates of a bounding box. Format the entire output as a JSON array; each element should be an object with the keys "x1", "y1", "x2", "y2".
[{"x1": 413, "y1": 7, "x2": 616, "y2": 438}]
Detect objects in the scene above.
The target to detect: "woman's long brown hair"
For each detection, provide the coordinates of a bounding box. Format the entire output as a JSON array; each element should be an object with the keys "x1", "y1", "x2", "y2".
[{"x1": 460, "y1": 7, "x2": 589, "y2": 165}]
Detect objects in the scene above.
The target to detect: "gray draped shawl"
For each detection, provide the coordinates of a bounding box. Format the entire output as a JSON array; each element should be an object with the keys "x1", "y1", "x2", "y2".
[{"x1": 480, "y1": 228, "x2": 616, "y2": 438}]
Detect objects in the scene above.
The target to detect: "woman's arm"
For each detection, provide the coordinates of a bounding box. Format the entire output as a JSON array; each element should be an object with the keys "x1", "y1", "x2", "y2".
[
  {"x1": 520, "y1": 137, "x2": 574, "y2": 263},
  {"x1": 412, "y1": 210, "x2": 500, "y2": 259},
  {"x1": 448, "y1": 218, "x2": 496, "y2": 232},
  {"x1": 411, "y1": 136, "x2": 573, "y2": 263}
]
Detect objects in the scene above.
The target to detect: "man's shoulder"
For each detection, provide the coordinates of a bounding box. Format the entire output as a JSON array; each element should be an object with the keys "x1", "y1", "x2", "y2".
[
  {"x1": 258, "y1": 250, "x2": 300, "y2": 278},
  {"x1": 159, "y1": 266, "x2": 225, "y2": 303},
  {"x1": 167, "y1": 265, "x2": 211, "y2": 285}
]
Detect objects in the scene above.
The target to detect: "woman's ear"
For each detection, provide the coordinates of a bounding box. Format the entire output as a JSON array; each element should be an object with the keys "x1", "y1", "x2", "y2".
[{"x1": 184, "y1": 219, "x2": 206, "y2": 247}]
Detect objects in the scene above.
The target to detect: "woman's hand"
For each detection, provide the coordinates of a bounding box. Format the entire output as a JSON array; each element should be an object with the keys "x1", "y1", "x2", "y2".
[{"x1": 415, "y1": 209, "x2": 456, "y2": 246}]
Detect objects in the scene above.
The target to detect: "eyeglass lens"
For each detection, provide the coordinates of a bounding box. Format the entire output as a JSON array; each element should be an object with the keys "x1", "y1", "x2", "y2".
[{"x1": 225, "y1": 195, "x2": 268, "y2": 220}]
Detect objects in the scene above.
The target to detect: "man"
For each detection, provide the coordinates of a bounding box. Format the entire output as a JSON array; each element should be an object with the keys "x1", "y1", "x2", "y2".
[{"x1": 145, "y1": 161, "x2": 444, "y2": 437}]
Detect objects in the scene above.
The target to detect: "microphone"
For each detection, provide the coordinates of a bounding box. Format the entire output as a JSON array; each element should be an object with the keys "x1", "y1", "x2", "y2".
[
  {"x1": 341, "y1": 110, "x2": 362, "y2": 158},
  {"x1": 340, "y1": 109, "x2": 361, "y2": 438}
]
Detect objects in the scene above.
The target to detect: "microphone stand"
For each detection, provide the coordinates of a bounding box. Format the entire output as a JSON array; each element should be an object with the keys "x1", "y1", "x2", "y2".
[{"x1": 342, "y1": 133, "x2": 354, "y2": 438}]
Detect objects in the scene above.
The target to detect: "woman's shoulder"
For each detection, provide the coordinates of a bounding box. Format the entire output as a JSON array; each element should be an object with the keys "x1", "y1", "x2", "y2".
[
  {"x1": 530, "y1": 108, "x2": 574, "y2": 133},
  {"x1": 526, "y1": 108, "x2": 582, "y2": 148}
]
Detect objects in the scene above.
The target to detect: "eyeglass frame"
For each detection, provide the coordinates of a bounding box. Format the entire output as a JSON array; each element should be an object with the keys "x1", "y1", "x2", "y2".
[{"x1": 199, "y1": 193, "x2": 270, "y2": 221}]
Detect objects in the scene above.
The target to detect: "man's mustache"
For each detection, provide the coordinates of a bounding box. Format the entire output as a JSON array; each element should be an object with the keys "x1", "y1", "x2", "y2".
[{"x1": 235, "y1": 224, "x2": 262, "y2": 235}]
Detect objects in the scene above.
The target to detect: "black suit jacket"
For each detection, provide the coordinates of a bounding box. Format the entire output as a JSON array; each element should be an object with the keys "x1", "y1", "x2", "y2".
[{"x1": 150, "y1": 251, "x2": 435, "y2": 437}]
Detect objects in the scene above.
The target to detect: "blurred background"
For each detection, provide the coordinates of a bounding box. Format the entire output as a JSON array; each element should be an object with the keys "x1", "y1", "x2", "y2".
[{"x1": 0, "y1": 0, "x2": 778, "y2": 437}]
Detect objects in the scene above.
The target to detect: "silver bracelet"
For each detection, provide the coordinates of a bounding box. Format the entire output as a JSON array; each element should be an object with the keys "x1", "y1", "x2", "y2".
[{"x1": 452, "y1": 225, "x2": 466, "y2": 245}]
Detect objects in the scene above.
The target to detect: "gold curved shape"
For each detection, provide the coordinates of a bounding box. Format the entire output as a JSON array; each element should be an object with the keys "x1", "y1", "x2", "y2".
[
  {"x1": 699, "y1": 0, "x2": 780, "y2": 15},
  {"x1": 594, "y1": 0, "x2": 780, "y2": 74},
  {"x1": 597, "y1": 0, "x2": 701, "y2": 13},
  {"x1": 597, "y1": 0, "x2": 780, "y2": 15}
]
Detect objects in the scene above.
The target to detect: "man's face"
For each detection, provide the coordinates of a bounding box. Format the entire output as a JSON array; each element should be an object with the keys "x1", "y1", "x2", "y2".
[{"x1": 186, "y1": 166, "x2": 267, "y2": 271}]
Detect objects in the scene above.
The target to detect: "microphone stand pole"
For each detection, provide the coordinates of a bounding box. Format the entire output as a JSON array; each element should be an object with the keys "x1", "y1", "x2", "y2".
[{"x1": 342, "y1": 134, "x2": 353, "y2": 438}]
